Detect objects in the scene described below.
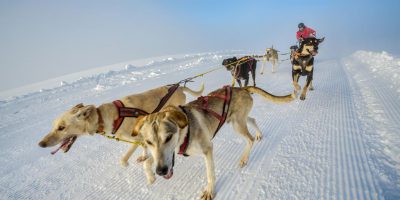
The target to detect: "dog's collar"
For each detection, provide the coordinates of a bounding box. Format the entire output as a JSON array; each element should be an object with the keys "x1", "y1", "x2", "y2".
[
  {"x1": 177, "y1": 106, "x2": 190, "y2": 157},
  {"x1": 96, "y1": 108, "x2": 105, "y2": 133}
]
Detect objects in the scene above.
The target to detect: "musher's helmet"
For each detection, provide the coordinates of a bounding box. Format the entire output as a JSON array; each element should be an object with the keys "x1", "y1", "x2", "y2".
[{"x1": 298, "y1": 23, "x2": 305, "y2": 29}]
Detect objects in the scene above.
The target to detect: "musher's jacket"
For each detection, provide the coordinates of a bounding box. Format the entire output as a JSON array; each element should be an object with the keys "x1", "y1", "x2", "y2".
[{"x1": 296, "y1": 26, "x2": 316, "y2": 40}]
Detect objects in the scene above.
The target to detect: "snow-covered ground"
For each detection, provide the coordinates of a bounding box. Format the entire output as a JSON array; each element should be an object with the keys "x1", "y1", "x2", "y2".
[{"x1": 0, "y1": 50, "x2": 399, "y2": 199}]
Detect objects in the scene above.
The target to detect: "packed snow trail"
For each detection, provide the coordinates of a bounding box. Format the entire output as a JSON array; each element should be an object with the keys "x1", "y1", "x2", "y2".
[{"x1": 0, "y1": 51, "x2": 399, "y2": 199}]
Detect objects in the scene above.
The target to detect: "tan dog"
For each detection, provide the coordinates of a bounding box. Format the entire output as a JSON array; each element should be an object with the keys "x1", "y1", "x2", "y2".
[
  {"x1": 260, "y1": 46, "x2": 279, "y2": 74},
  {"x1": 38, "y1": 84, "x2": 204, "y2": 183},
  {"x1": 133, "y1": 86, "x2": 296, "y2": 200}
]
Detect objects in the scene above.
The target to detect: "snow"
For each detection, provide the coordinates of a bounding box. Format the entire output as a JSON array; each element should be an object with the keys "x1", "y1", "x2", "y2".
[{"x1": 0, "y1": 50, "x2": 399, "y2": 199}]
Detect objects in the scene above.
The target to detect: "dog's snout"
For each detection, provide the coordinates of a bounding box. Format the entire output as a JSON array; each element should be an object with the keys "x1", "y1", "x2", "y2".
[
  {"x1": 156, "y1": 166, "x2": 168, "y2": 176},
  {"x1": 38, "y1": 141, "x2": 47, "y2": 148}
]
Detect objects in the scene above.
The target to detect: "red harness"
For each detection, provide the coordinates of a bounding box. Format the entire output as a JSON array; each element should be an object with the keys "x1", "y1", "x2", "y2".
[
  {"x1": 178, "y1": 86, "x2": 232, "y2": 156},
  {"x1": 110, "y1": 84, "x2": 180, "y2": 134}
]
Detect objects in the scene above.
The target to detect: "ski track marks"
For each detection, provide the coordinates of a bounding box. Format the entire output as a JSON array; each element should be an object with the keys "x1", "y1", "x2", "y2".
[{"x1": 0, "y1": 50, "x2": 399, "y2": 199}]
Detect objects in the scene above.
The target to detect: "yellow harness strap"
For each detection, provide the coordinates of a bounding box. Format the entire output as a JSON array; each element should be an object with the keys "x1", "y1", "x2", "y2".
[{"x1": 98, "y1": 132, "x2": 143, "y2": 146}]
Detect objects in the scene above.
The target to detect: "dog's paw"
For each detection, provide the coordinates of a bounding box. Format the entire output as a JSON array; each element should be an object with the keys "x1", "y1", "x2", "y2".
[
  {"x1": 120, "y1": 160, "x2": 129, "y2": 168},
  {"x1": 136, "y1": 155, "x2": 148, "y2": 163},
  {"x1": 309, "y1": 86, "x2": 314, "y2": 91},
  {"x1": 147, "y1": 175, "x2": 156, "y2": 185},
  {"x1": 255, "y1": 133, "x2": 262, "y2": 141},
  {"x1": 300, "y1": 95, "x2": 306, "y2": 100},
  {"x1": 201, "y1": 188, "x2": 214, "y2": 200},
  {"x1": 239, "y1": 158, "x2": 248, "y2": 168}
]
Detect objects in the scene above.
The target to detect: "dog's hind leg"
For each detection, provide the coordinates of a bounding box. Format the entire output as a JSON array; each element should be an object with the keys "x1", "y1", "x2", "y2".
[
  {"x1": 271, "y1": 60, "x2": 276, "y2": 73},
  {"x1": 232, "y1": 119, "x2": 255, "y2": 168},
  {"x1": 247, "y1": 117, "x2": 262, "y2": 141},
  {"x1": 260, "y1": 56, "x2": 266, "y2": 75},
  {"x1": 200, "y1": 146, "x2": 215, "y2": 200},
  {"x1": 120, "y1": 144, "x2": 139, "y2": 167},
  {"x1": 237, "y1": 79, "x2": 243, "y2": 88},
  {"x1": 143, "y1": 156, "x2": 156, "y2": 184},
  {"x1": 251, "y1": 64, "x2": 256, "y2": 86}
]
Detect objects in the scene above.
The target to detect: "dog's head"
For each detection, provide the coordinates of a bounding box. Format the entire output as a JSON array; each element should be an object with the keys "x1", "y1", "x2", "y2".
[
  {"x1": 265, "y1": 47, "x2": 277, "y2": 57},
  {"x1": 290, "y1": 45, "x2": 299, "y2": 52},
  {"x1": 38, "y1": 103, "x2": 98, "y2": 154},
  {"x1": 133, "y1": 106, "x2": 188, "y2": 179},
  {"x1": 222, "y1": 57, "x2": 238, "y2": 71},
  {"x1": 299, "y1": 37, "x2": 324, "y2": 56}
]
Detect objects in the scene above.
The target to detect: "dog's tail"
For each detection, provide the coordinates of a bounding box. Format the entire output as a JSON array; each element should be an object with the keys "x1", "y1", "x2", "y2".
[
  {"x1": 181, "y1": 83, "x2": 205, "y2": 97},
  {"x1": 243, "y1": 86, "x2": 296, "y2": 103}
]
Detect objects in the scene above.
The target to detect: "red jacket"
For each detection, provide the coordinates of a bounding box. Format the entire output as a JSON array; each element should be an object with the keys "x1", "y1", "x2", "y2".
[{"x1": 296, "y1": 27, "x2": 316, "y2": 40}]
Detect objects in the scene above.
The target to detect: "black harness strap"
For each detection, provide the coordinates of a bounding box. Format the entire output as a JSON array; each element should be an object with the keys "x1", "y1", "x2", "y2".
[{"x1": 152, "y1": 84, "x2": 180, "y2": 113}]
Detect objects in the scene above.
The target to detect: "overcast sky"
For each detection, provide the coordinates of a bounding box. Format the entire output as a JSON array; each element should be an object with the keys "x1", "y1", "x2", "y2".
[{"x1": 1, "y1": 0, "x2": 399, "y2": 91}]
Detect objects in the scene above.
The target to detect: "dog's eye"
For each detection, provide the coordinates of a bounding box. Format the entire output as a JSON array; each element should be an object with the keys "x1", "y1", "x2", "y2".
[
  {"x1": 165, "y1": 135, "x2": 173, "y2": 143},
  {"x1": 146, "y1": 140, "x2": 153, "y2": 146},
  {"x1": 58, "y1": 126, "x2": 65, "y2": 131}
]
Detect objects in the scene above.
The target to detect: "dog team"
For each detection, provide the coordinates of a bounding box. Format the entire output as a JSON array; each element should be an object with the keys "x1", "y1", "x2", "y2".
[{"x1": 38, "y1": 23, "x2": 324, "y2": 200}]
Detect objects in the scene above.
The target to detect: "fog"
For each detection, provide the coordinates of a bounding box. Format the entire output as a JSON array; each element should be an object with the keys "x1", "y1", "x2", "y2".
[{"x1": 1, "y1": 0, "x2": 399, "y2": 91}]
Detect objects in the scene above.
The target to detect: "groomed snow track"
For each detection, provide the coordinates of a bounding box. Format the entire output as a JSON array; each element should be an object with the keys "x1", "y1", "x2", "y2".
[{"x1": 0, "y1": 51, "x2": 399, "y2": 199}]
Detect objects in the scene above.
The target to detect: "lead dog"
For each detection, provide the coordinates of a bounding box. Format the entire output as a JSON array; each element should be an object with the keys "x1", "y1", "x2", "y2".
[
  {"x1": 38, "y1": 84, "x2": 204, "y2": 183},
  {"x1": 133, "y1": 86, "x2": 296, "y2": 200},
  {"x1": 291, "y1": 37, "x2": 324, "y2": 100}
]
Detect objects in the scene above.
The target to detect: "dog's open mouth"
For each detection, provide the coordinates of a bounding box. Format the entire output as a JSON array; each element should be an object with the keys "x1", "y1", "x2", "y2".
[
  {"x1": 51, "y1": 136, "x2": 77, "y2": 155},
  {"x1": 163, "y1": 167, "x2": 174, "y2": 179},
  {"x1": 312, "y1": 51, "x2": 318, "y2": 56}
]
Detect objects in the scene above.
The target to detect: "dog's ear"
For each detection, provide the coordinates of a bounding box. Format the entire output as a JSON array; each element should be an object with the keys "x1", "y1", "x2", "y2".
[
  {"x1": 76, "y1": 105, "x2": 95, "y2": 120},
  {"x1": 166, "y1": 110, "x2": 188, "y2": 129},
  {"x1": 132, "y1": 116, "x2": 146, "y2": 136},
  {"x1": 70, "y1": 103, "x2": 84, "y2": 114},
  {"x1": 318, "y1": 37, "x2": 325, "y2": 43}
]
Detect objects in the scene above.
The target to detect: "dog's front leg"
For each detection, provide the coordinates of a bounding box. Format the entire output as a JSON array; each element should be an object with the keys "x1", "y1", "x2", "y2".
[
  {"x1": 136, "y1": 146, "x2": 148, "y2": 163},
  {"x1": 143, "y1": 156, "x2": 156, "y2": 184},
  {"x1": 292, "y1": 68, "x2": 301, "y2": 94},
  {"x1": 300, "y1": 73, "x2": 313, "y2": 100},
  {"x1": 201, "y1": 146, "x2": 215, "y2": 200},
  {"x1": 309, "y1": 80, "x2": 314, "y2": 91},
  {"x1": 120, "y1": 144, "x2": 139, "y2": 167},
  {"x1": 300, "y1": 67, "x2": 313, "y2": 100}
]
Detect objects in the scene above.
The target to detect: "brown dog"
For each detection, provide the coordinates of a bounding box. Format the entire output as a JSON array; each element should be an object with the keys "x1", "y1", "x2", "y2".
[{"x1": 291, "y1": 37, "x2": 324, "y2": 100}]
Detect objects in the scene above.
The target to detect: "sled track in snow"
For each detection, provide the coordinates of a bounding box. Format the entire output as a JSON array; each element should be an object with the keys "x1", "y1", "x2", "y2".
[{"x1": 0, "y1": 51, "x2": 399, "y2": 199}]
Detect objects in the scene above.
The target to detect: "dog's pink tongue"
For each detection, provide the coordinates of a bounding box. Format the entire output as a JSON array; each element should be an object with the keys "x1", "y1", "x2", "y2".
[
  {"x1": 51, "y1": 146, "x2": 62, "y2": 155},
  {"x1": 51, "y1": 140, "x2": 68, "y2": 155},
  {"x1": 163, "y1": 168, "x2": 174, "y2": 180}
]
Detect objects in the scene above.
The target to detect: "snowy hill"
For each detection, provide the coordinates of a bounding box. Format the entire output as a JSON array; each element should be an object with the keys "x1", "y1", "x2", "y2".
[{"x1": 0, "y1": 50, "x2": 399, "y2": 199}]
